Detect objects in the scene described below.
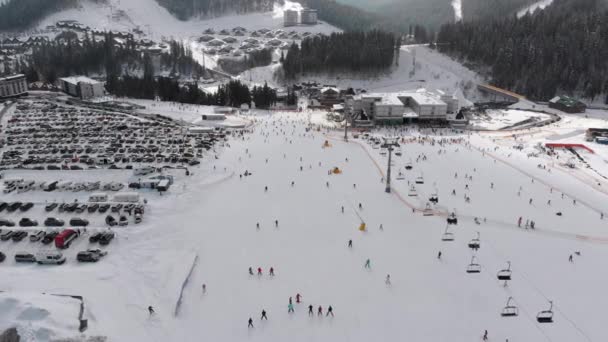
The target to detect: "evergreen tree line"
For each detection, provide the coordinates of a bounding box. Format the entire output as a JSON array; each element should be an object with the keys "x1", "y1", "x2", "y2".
[
  {"x1": 247, "y1": 48, "x2": 272, "y2": 69},
  {"x1": 108, "y1": 76, "x2": 278, "y2": 109},
  {"x1": 0, "y1": 0, "x2": 76, "y2": 31},
  {"x1": 155, "y1": 0, "x2": 275, "y2": 20},
  {"x1": 437, "y1": 0, "x2": 608, "y2": 102},
  {"x1": 282, "y1": 31, "x2": 397, "y2": 79},
  {"x1": 26, "y1": 33, "x2": 203, "y2": 84}
]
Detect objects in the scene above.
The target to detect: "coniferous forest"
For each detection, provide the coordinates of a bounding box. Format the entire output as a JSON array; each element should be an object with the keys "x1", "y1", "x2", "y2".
[
  {"x1": 437, "y1": 0, "x2": 608, "y2": 102},
  {"x1": 155, "y1": 0, "x2": 275, "y2": 20},
  {"x1": 282, "y1": 31, "x2": 398, "y2": 79}
]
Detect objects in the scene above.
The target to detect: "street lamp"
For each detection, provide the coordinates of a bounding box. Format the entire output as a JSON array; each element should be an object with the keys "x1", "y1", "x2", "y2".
[{"x1": 381, "y1": 138, "x2": 400, "y2": 193}]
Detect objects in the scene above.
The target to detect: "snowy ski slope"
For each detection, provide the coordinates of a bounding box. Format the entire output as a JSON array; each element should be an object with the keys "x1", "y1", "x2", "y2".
[{"x1": 2, "y1": 108, "x2": 608, "y2": 341}]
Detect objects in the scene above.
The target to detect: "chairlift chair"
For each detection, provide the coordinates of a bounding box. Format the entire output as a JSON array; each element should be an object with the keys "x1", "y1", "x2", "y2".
[
  {"x1": 501, "y1": 297, "x2": 519, "y2": 317},
  {"x1": 441, "y1": 226, "x2": 454, "y2": 241},
  {"x1": 396, "y1": 171, "x2": 405, "y2": 180},
  {"x1": 429, "y1": 193, "x2": 439, "y2": 204},
  {"x1": 415, "y1": 174, "x2": 424, "y2": 184},
  {"x1": 405, "y1": 161, "x2": 413, "y2": 170},
  {"x1": 497, "y1": 261, "x2": 512, "y2": 281},
  {"x1": 380, "y1": 148, "x2": 387, "y2": 156},
  {"x1": 423, "y1": 203, "x2": 434, "y2": 216},
  {"x1": 536, "y1": 301, "x2": 554, "y2": 323},
  {"x1": 468, "y1": 231, "x2": 481, "y2": 249},
  {"x1": 408, "y1": 184, "x2": 417, "y2": 197},
  {"x1": 466, "y1": 256, "x2": 481, "y2": 273},
  {"x1": 447, "y1": 212, "x2": 458, "y2": 225},
  {"x1": 395, "y1": 148, "x2": 402, "y2": 156}
]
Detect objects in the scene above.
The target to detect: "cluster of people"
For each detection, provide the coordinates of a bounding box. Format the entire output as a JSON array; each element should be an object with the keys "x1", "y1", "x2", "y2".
[{"x1": 249, "y1": 266, "x2": 275, "y2": 276}]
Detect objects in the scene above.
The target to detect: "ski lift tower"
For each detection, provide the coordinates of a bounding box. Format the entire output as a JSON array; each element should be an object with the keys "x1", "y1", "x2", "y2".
[
  {"x1": 382, "y1": 138, "x2": 400, "y2": 193},
  {"x1": 344, "y1": 112, "x2": 350, "y2": 142}
]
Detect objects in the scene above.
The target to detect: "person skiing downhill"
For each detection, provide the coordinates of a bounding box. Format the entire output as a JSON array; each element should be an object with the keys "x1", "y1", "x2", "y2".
[
  {"x1": 296, "y1": 293, "x2": 302, "y2": 303},
  {"x1": 248, "y1": 318, "x2": 254, "y2": 328},
  {"x1": 341, "y1": 206, "x2": 344, "y2": 213},
  {"x1": 518, "y1": 217, "x2": 522, "y2": 227},
  {"x1": 148, "y1": 306, "x2": 154, "y2": 315},
  {"x1": 348, "y1": 239, "x2": 353, "y2": 248},
  {"x1": 257, "y1": 267, "x2": 263, "y2": 276},
  {"x1": 202, "y1": 284, "x2": 206, "y2": 294},
  {"x1": 326, "y1": 306, "x2": 334, "y2": 317},
  {"x1": 288, "y1": 303, "x2": 295, "y2": 313},
  {"x1": 249, "y1": 267, "x2": 254, "y2": 275},
  {"x1": 317, "y1": 306, "x2": 323, "y2": 316},
  {"x1": 308, "y1": 305, "x2": 313, "y2": 316},
  {"x1": 270, "y1": 267, "x2": 275, "y2": 276},
  {"x1": 483, "y1": 330, "x2": 488, "y2": 340},
  {"x1": 364, "y1": 259, "x2": 371, "y2": 269},
  {"x1": 385, "y1": 274, "x2": 391, "y2": 285},
  {"x1": 261, "y1": 310, "x2": 268, "y2": 320},
  {"x1": 437, "y1": 251, "x2": 442, "y2": 259}
]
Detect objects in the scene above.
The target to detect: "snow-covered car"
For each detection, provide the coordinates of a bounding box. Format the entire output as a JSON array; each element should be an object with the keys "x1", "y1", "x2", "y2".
[
  {"x1": 36, "y1": 252, "x2": 66, "y2": 265},
  {"x1": 29, "y1": 230, "x2": 46, "y2": 242},
  {"x1": 77, "y1": 249, "x2": 107, "y2": 262},
  {"x1": 14, "y1": 252, "x2": 36, "y2": 263}
]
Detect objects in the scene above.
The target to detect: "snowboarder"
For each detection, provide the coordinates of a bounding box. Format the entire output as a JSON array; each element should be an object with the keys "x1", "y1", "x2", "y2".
[
  {"x1": 364, "y1": 259, "x2": 371, "y2": 269},
  {"x1": 249, "y1": 267, "x2": 254, "y2": 275},
  {"x1": 348, "y1": 239, "x2": 353, "y2": 248},
  {"x1": 437, "y1": 251, "x2": 442, "y2": 260},
  {"x1": 270, "y1": 267, "x2": 275, "y2": 276},
  {"x1": 288, "y1": 303, "x2": 295, "y2": 313},
  {"x1": 326, "y1": 306, "x2": 334, "y2": 317},
  {"x1": 258, "y1": 267, "x2": 263, "y2": 276},
  {"x1": 308, "y1": 305, "x2": 313, "y2": 316},
  {"x1": 296, "y1": 293, "x2": 302, "y2": 303},
  {"x1": 148, "y1": 306, "x2": 154, "y2": 315},
  {"x1": 261, "y1": 310, "x2": 268, "y2": 320},
  {"x1": 248, "y1": 318, "x2": 254, "y2": 328},
  {"x1": 317, "y1": 306, "x2": 323, "y2": 316}
]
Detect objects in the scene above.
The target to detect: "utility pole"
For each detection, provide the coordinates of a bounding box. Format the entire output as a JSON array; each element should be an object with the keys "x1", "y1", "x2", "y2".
[{"x1": 382, "y1": 138, "x2": 400, "y2": 193}]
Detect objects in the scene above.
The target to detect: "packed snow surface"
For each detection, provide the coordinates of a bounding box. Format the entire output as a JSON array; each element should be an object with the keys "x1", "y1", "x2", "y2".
[{"x1": 2, "y1": 106, "x2": 608, "y2": 341}]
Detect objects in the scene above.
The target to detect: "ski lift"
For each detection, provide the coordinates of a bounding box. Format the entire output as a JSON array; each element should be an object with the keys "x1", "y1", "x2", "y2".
[
  {"x1": 501, "y1": 297, "x2": 519, "y2": 317},
  {"x1": 423, "y1": 203, "x2": 434, "y2": 216},
  {"x1": 380, "y1": 148, "x2": 387, "y2": 156},
  {"x1": 429, "y1": 192, "x2": 439, "y2": 204},
  {"x1": 405, "y1": 161, "x2": 413, "y2": 170},
  {"x1": 468, "y1": 231, "x2": 480, "y2": 249},
  {"x1": 408, "y1": 184, "x2": 417, "y2": 197},
  {"x1": 536, "y1": 301, "x2": 554, "y2": 323},
  {"x1": 395, "y1": 148, "x2": 402, "y2": 156},
  {"x1": 415, "y1": 174, "x2": 424, "y2": 184},
  {"x1": 447, "y1": 212, "x2": 458, "y2": 225},
  {"x1": 466, "y1": 256, "x2": 481, "y2": 273},
  {"x1": 441, "y1": 226, "x2": 454, "y2": 241},
  {"x1": 497, "y1": 261, "x2": 512, "y2": 281}
]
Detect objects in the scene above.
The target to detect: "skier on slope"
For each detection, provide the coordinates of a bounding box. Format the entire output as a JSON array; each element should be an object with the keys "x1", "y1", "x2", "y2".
[
  {"x1": 258, "y1": 267, "x2": 263, "y2": 276},
  {"x1": 288, "y1": 303, "x2": 295, "y2": 313},
  {"x1": 248, "y1": 318, "x2": 254, "y2": 328},
  {"x1": 437, "y1": 251, "x2": 442, "y2": 260},
  {"x1": 518, "y1": 217, "x2": 522, "y2": 227},
  {"x1": 318, "y1": 306, "x2": 323, "y2": 316},
  {"x1": 249, "y1": 267, "x2": 254, "y2": 275},
  {"x1": 270, "y1": 267, "x2": 275, "y2": 276},
  {"x1": 326, "y1": 306, "x2": 334, "y2": 317},
  {"x1": 148, "y1": 306, "x2": 155, "y2": 315},
  {"x1": 348, "y1": 239, "x2": 353, "y2": 248},
  {"x1": 364, "y1": 259, "x2": 371, "y2": 269},
  {"x1": 261, "y1": 310, "x2": 268, "y2": 320},
  {"x1": 308, "y1": 305, "x2": 313, "y2": 316},
  {"x1": 296, "y1": 293, "x2": 302, "y2": 303}
]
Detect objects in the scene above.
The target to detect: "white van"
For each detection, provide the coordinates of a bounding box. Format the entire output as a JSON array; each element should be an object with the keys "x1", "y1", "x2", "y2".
[
  {"x1": 113, "y1": 192, "x2": 141, "y2": 203},
  {"x1": 89, "y1": 192, "x2": 109, "y2": 203},
  {"x1": 134, "y1": 167, "x2": 156, "y2": 176},
  {"x1": 36, "y1": 252, "x2": 66, "y2": 265}
]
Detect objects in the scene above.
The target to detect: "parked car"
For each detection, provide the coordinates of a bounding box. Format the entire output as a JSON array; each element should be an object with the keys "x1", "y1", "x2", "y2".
[
  {"x1": 0, "y1": 219, "x2": 15, "y2": 227},
  {"x1": 19, "y1": 202, "x2": 34, "y2": 212},
  {"x1": 36, "y1": 251, "x2": 66, "y2": 265},
  {"x1": 118, "y1": 215, "x2": 128, "y2": 226},
  {"x1": 44, "y1": 217, "x2": 65, "y2": 227},
  {"x1": 6, "y1": 202, "x2": 22, "y2": 212},
  {"x1": 105, "y1": 215, "x2": 117, "y2": 227},
  {"x1": 42, "y1": 231, "x2": 59, "y2": 244},
  {"x1": 19, "y1": 218, "x2": 38, "y2": 227},
  {"x1": 87, "y1": 203, "x2": 99, "y2": 213},
  {"x1": 69, "y1": 218, "x2": 89, "y2": 227},
  {"x1": 0, "y1": 251, "x2": 5, "y2": 262},
  {"x1": 0, "y1": 230, "x2": 13, "y2": 241},
  {"x1": 0, "y1": 202, "x2": 8, "y2": 212},
  {"x1": 111, "y1": 204, "x2": 123, "y2": 213},
  {"x1": 98, "y1": 204, "x2": 110, "y2": 213},
  {"x1": 75, "y1": 203, "x2": 87, "y2": 213},
  {"x1": 134, "y1": 213, "x2": 143, "y2": 224},
  {"x1": 14, "y1": 251, "x2": 36, "y2": 263},
  {"x1": 55, "y1": 229, "x2": 79, "y2": 249},
  {"x1": 29, "y1": 230, "x2": 46, "y2": 242},
  {"x1": 89, "y1": 232, "x2": 103, "y2": 243},
  {"x1": 45, "y1": 202, "x2": 58, "y2": 212},
  {"x1": 77, "y1": 249, "x2": 107, "y2": 262},
  {"x1": 99, "y1": 231, "x2": 115, "y2": 245},
  {"x1": 11, "y1": 231, "x2": 28, "y2": 242}
]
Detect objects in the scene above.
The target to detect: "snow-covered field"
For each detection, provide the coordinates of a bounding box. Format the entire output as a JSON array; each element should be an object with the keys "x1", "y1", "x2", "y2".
[
  {"x1": 239, "y1": 45, "x2": 481, "y2": 106},
  {"x1": 3, "y1": 106, "x2": 608, "y2": 341}
]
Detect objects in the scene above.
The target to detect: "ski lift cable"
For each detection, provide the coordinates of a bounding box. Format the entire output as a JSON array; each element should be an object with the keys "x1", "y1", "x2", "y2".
[{"x1": 484, "y1": 239, "x2": 592, "y2": 342}]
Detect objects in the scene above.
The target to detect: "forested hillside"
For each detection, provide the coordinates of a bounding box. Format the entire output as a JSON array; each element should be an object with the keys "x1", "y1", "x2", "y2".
[
  {"x1": 438, "y1": 0, "x2": 608, "y2": 102},
  {"x1": 0, "y1": 0, "x2": 77, "y2": 31},
  {"x1": 154, "y1": 0, "x2": 275, "y2": 20},
  {"x1": 282, "y1": 30, "x2": 398, "y2": 79},
  {"x1": 461, "y1": 0, "x2": 538, "y2": 21}
]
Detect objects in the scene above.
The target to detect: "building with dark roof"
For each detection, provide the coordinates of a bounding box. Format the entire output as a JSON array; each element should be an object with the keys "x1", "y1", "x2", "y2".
[
  {"x1": 549, "y1": 96, "x2": 586, "y2": 113},
  {"x1": 0, "y1": 74, "x2": 28, "y2": 99}
]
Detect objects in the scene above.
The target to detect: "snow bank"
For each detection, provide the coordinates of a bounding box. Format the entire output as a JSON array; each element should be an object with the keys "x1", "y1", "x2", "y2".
[{"x1": 0, "y1": 292, "x2": 81, "y2": 342}]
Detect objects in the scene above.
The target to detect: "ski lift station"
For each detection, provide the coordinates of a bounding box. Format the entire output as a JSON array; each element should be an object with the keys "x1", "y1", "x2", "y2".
[{"x1": 345, "y1": 88, "x2": 459, "y2": 125}]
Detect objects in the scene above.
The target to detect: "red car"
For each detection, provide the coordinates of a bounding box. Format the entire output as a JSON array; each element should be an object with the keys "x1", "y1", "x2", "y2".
[{"x1": 55, "y1": 229, "x2": 79, "y2": 249}]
